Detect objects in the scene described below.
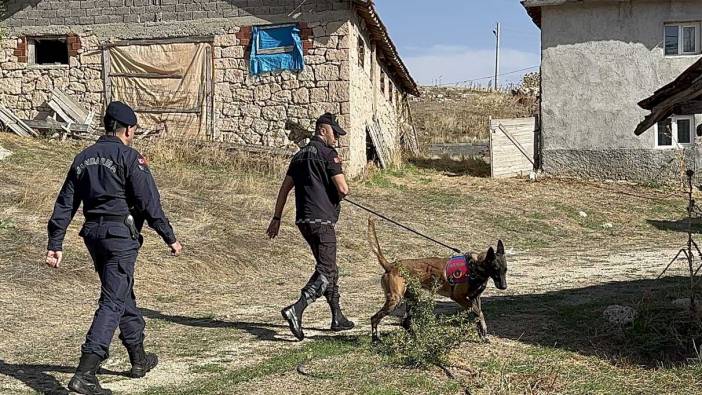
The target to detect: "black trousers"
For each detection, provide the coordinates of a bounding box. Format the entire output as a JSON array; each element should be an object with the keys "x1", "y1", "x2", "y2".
[
  {"x1": 80, "y1": 221, "x2": 144, "y2": 359},
  {"x1": 297, "y1": 223, "x2": 339, "y2": 302}
]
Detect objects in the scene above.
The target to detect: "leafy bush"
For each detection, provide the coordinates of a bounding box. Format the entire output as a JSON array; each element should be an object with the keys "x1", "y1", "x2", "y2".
[{"x1": 376, "y1": 269, "x2": 476, "y2": 367}]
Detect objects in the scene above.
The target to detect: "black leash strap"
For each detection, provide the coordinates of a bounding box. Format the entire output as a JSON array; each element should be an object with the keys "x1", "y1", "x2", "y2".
[{"x1": 344, "y1": 198, "x2": 462, "y2": 254}]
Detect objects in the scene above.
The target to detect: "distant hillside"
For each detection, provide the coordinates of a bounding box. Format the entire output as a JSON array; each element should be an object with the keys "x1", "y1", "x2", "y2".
[{"x1": 409, "y1": 86, "x2": 537, "y2": 146}]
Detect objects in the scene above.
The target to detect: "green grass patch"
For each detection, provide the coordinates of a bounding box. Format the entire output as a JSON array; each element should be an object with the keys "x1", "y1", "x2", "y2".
[
  {"x1": 0, "y1": 218, "x2": 16, "y2": 230},
  {"x1": 189, "y1": 363, "x2": 227, "y2": 374}
]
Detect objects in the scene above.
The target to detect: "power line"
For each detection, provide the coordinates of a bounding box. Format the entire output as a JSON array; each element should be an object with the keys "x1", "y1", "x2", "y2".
[{"x1": 434, "y1": 65, "x2": 540, "y2": 87}]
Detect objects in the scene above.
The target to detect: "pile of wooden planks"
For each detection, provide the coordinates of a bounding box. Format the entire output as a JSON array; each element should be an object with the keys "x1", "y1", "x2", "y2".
[
  {"x1": 0, "y1": 105, "x2": 37, "y2": 137},
  {"x1": 367, "y1": 118, "x2": 396, "y2": 169},
  {"x1": 0, "y1": 89, "x2": 95, "y2": 139},
  {"x1": 44, "y1": 88, "x2": 95, "y2": 139}
]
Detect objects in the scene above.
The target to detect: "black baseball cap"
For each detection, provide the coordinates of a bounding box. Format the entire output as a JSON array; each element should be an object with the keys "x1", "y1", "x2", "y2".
[
  {"x1": 316, "y1": 112, "x2": 347, "y2": 136},
  {"x1": 104, "y1": 101, "x2": 138, "y2": 126}
]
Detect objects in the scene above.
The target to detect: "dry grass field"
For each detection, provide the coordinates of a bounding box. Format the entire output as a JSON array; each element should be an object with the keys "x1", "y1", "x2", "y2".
[
  {"x1": 1, "y1": 133, "x2": 701, "y2": 394},
  {"x1": 409, "y1": 87, "x2": 537, "y2": 146}
]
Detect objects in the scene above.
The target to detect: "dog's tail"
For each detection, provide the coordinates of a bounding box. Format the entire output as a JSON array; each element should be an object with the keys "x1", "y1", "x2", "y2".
[{"x1": 367, "y1": 217, "x2": 393, "y2": 272}]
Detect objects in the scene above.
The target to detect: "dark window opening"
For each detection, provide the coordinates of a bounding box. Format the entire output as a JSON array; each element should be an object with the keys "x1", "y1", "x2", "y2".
[
  {"x1": 33, "y1": 38, "x2": 69, "y2": 65},
  {"x1": 366, "y1": 129, "x2": 380, "y2": 165},
  {"x1": 357, "y1": 37, "x2": 365, "y2": 68},
  {"x1": 678, "y1": 118, "x2": 692, "y2": 144},
  {"x1": 380, "y1": 72, "x2": 386, "y2": 96},
  {"x1": 657, "y1": 118, "x2": 672, "y2": 146},
  {"x1": 665, "y1": 25, "x2": 679, "y2": 56}
]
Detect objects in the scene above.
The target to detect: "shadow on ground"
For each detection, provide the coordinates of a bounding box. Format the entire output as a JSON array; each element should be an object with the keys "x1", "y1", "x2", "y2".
[
  {"x1": 436, "y1": 276, "x2": 702, "y2": 368},
  {"x1": 409, "y1": 156, "x2": 490, "y2": 177},
  {"x1": 0, "y1": 360, "x2": 124, "y2": 395},
  {"x1": 141, "y1": 308, "x2": 334, "y2": 343}
]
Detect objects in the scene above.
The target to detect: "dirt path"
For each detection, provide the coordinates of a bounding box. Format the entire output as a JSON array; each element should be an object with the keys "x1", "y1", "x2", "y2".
[{"x1": 0, "y1": 246, "x2": 690, "y2": 394}]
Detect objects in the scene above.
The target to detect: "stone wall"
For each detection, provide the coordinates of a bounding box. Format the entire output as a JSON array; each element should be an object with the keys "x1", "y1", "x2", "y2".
[
  {"x1": 0, "y1": 33, "x2": 104, "y2": 124},
  {"x1": 2, "y1": 0, "x2": 346, "y2": 27},
  {"x1": 540, "y1": 1, "x2": 702, "y2": 181},
  {"x1": 0, "y1": 1, "x2": 354, "y2": 154},
  {"x1": 347, "y1": 13, "x2": 407, "y2": 176},
  {"x1": 212, "y1": 19, "x2": 352, "y2": 153},
  {"x1": 0, "y1": 0, "x2": 413, "y2": 177}
]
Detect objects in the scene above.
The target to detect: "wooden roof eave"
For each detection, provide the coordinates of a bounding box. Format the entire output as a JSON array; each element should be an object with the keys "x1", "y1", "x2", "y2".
[
  {"x1": 352, "y1": 0, "x2": 420, "y2": 96},
  {"x1": 634, "y1": 73, "x2": 702, "y2": 136}
]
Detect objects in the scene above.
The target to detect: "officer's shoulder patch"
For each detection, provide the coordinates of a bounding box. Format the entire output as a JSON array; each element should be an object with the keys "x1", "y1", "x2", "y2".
[
  {"x1": 135, "y1": 152, "x2": 150, "y2": 172},
  {"x1": 333, "y1": 156, "x2": 341, "y2": 164}
]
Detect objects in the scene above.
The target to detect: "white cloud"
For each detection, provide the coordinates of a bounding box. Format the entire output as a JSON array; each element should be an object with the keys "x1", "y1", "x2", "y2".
[{"x1": 402, "y1": 46, "x2": 540, "y2": 87}]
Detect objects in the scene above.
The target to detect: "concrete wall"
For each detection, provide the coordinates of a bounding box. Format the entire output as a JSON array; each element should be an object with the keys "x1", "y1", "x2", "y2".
[{"x1": 541, "y1": 0, "x2": 702, "y2": 182}]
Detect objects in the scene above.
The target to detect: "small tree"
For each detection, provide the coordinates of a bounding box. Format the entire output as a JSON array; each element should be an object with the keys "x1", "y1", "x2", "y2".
[{"x1": 520, "y1": 72, "x2": 540, "y2": 95}]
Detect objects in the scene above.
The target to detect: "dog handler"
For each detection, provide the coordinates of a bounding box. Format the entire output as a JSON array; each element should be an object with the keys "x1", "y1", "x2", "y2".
[
  {"x1": 45, "y1": 101, "x2": 182, "y2": 395},
  {"x1": 267, "y1": 112, "x2": 355, "y2": 340}
]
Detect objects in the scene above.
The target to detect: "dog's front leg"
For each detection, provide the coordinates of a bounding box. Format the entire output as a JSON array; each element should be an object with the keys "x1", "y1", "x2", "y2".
[{"x1": 472, "y1": 297, "x2": 489, "y2": 343}]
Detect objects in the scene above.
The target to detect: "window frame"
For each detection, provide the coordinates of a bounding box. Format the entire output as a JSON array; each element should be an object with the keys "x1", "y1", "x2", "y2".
[
  {"x1": 357, "y1": 36, "x2": 365, "y2": 69},
  {"x1": 380, "y1": 71, "x2": 386, "y2": 96},
  {"x1": 654, "y1": 114, "x2": 695, "y2": 148},
  {"x1": 664, "y1": 22, "x2": 701, "y2": 56},
  {"x1": 27, "y1": 36, "x2": 69, "y2": 66}
]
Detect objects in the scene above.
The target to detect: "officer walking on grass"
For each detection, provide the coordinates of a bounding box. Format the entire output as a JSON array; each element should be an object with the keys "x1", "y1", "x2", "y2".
[
  {"x1": 267, "y1": 112, "x2": 355, "y2": 341},
  {"x1": 45, "y1": 101, "x2": 182, "y2": 395}
]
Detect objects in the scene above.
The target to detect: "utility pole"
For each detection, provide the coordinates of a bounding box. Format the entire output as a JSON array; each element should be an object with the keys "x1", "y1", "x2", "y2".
[{"x1": 493, "y1": 22, "x2": 501, "y2": 91}]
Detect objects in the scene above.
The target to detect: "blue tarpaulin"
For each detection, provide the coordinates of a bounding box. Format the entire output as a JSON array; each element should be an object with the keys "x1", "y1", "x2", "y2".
[{"x1": 250, "y1": 25, "x2": 304, "y2": 75}]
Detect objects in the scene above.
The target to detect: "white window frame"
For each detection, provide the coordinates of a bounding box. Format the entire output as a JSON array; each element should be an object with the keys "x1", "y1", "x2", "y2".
[
  {"x1": 655, "y1": 115, "x2": 695, "y2": 148},
  {"x1": 664, "y1": 22, "x2": 701, "y2": 56}
]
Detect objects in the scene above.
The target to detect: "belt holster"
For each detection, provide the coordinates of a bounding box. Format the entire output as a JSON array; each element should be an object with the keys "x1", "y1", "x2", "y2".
[{"x1": 124, "y1": 215, "x2": 138, "y2": 240}]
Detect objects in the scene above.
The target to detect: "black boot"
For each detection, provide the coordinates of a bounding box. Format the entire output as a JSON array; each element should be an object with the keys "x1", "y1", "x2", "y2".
[
  {"x1": 327, "y1": 296, "x2": 355, "y2": 331},
  {"x1": 282, "y1": 272, "x2": 329, "y2": 341},
  {"x1": 281, "y1": 292, "x2": 310, "y2": 341},
  {"x1": 68, "y1": 353, "x2": 112, "y2": 395},
  {"x1": 126, "y1": 343, "x2": 158, "y2": 378}
]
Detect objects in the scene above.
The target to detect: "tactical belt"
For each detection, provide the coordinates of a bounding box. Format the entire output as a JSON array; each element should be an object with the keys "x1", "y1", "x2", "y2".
[
  {"x1": 85, "y1": 213, "x2": 139, "y2": 240},
  {"x1": 84, "y1": 214, "x2": 127, "y2": 223}
]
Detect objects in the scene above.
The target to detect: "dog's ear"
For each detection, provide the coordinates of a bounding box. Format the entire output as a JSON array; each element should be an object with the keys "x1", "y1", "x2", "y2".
[
  {"x1": 497, "y1": 240, "x2": 504, "y2": 255},
  {"x1": 485, "y1": 246, "x2": 495, "y2": 262}
]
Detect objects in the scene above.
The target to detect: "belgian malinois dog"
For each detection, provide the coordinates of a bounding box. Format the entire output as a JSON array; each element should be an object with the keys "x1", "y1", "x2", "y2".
[{"x1": 367, "y1": 218, "x2": 508, "y2": 341}]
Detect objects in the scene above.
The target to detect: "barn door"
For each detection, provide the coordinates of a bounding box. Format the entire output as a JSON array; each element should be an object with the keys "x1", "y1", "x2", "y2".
[{"x1": 104, "y1": 40, "x2": 213, "y2": 139}]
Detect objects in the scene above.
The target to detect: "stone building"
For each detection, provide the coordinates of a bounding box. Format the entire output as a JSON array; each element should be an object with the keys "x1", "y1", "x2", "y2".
[
  {"x1": 523, "y1": 0, "x2": 702, "y2": 183},
  {"x1": 0, "y1": 0, "x2": 419, "y2": 176}
]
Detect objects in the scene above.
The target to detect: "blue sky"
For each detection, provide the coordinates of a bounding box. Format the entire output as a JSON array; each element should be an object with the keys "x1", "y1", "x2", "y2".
[{"x1": 374, "y1": 0, "x2": 541, "y2": 87}]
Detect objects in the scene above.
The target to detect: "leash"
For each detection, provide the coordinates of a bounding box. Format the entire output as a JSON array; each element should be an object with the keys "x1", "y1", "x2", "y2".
[{"x1": 344, "y1": 198, "x2": 462, "y2": 254}]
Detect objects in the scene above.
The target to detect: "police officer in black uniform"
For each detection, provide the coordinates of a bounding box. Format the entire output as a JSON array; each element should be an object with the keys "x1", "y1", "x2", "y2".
[
  {"x1": 267, "y1": 113, "x2": 355, "y2": 341},
  {"x1": 45, "y1": 101, "x2": 182, "y2": 395}
]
